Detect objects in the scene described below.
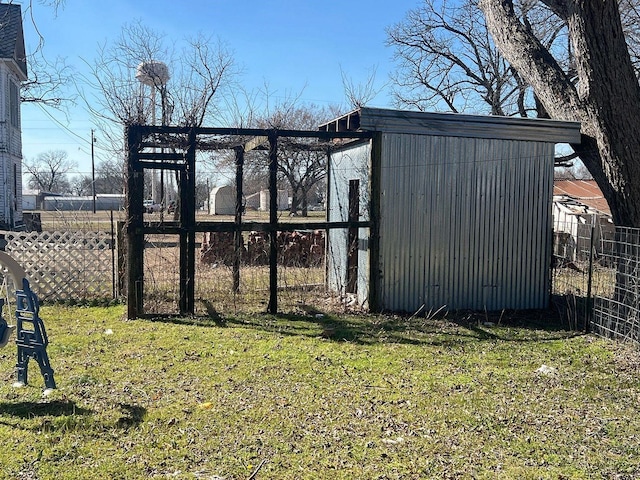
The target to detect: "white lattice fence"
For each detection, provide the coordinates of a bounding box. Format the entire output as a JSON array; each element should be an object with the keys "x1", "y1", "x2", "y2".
[{"x1": 1, "y1": 230, "x2": 115, "y2": 302}]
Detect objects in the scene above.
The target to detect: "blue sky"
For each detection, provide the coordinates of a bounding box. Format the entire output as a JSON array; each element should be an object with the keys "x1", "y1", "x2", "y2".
[{"x1": 17, "y1": 0, "x2": 420, "y2": 176}]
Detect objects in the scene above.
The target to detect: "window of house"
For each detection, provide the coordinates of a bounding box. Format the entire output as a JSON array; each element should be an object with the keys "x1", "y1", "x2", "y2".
[{"x1": 9, "y1": 80, "x2": 19, "y2": 128}]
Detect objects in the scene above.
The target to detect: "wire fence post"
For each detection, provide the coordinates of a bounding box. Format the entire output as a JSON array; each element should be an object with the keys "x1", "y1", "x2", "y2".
[
  {"x1": 585, "y1": 216, "x2": 596, "y2": 333},
  {"x1": 110, "y1": 210, "x2": 116, "y2": 300}
]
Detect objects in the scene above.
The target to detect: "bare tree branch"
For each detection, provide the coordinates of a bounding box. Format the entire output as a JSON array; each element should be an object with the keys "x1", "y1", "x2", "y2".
[
  {"x1": 24, "y1": 150, "x2": 76, "y2": 193},
  {"x1": 340, "y1": 65, "x2": 385, "y2": 108}
]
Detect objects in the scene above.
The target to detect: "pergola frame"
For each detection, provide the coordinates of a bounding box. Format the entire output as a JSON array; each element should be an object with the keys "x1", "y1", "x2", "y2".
[{"x1": 125, "y1": 124, "x2": 378, "y2": 319}]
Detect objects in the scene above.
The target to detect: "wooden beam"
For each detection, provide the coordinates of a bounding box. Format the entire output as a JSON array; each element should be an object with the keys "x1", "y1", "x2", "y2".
[
  {"x1": 244, "y1": 136, "x2": 268, "y2": 152},
  {"x1": 142, "y1": 220, "x2": 372, "y2": 235}
]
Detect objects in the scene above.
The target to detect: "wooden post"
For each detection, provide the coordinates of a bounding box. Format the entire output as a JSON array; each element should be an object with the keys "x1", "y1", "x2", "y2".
[
  {"x1": 267, "y1": 131, "x2": 278, "y2": 314},
  {"x1": 116, "y1": 220, "x2": 126, "y2": 298},
  {"x1": 179, "y1": 128, "x2": 197, "y2": 315},
  {"x1": 368, "y1": 132, "x2": 382, "y2": 312},
  {"x1": 233, "y1": 147, "x2": 244, "y2": 293},
  {"x1": 324, "y1": 146, "x2": 331, "y2": 290},
  {"x1": 186, "y1": 128, "x2": 197, "y2": 314},
  {"x1": 179, "y1": 166, "x2": 188, "y2": 314},
  {"x1": 125, "y1": 125, "x2": 145, "y2": 319}
]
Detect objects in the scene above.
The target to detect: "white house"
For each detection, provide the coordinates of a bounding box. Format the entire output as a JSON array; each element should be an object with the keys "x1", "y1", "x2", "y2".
[{"x1": 0, "y1": 4, "x2": 26, "y2": 229}]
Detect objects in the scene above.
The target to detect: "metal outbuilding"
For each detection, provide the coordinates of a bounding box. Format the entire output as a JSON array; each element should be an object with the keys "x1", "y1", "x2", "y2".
[
  {"x1": 209, "y1": 186, "x2": 235, "y2": 215},
  {"x1": 42, "y1": 194, "x2": 125, "y2": 211},
  {"x1": 320, "y1": 107, "x2": 582, "y2": 312}
]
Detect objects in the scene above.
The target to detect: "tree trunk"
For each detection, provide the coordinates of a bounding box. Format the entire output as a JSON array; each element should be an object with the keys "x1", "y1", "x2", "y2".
[
  {"x1": 290, "y1": 191, "x2": 299, "y2": 215},
  {"x1": 480, "y1": 0, "x2": 640, "y2": 227},
  {"x1": 301, "y1": 189, "x2": 308, "y2": 217}
]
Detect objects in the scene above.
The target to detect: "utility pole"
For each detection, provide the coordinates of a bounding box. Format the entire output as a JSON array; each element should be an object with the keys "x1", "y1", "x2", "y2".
[{"x1": 91, "y1": 129, "x2": 96, "y2": 213}]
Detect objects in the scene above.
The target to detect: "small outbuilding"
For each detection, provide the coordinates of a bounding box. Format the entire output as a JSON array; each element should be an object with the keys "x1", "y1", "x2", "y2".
[
  {"x1": 320, "y1": 107, "x2": 582, "y2": 312},
  {"x1": 42, "y1": 194, "x2": 125, "y2": 211},
  {"x1": 209, "y1": 185, "x2": 235, "y2": 215},
  {"x1": 552, "y1": 179, "x2": 614, "y2": 262}
]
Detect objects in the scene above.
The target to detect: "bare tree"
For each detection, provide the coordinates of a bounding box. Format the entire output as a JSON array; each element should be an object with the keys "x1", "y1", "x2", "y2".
[
  {"x1": 95, "y1": 157, "x2": 126, "y2": 194},
  {"x1": 387, "y1": 0, "x2": 522, "y2": 114},
  {"x1": 254, "y1": 103, "x2": 337, "y2": 216},
  {"x1": 21, "y1": 53, "x2": 72, "y2": 107},
  {"x1": 84, "y1": 21, "x2": 170, "y2": 131},
  {"x1": 341, "y1": 65, "x2": 385, "y2": 109},
  {"x1": 479, "y1": 0, "x2": 640, "y2": 227},
  {"x1": 554, "y1": 161, "x2": 592, "y2": 180},
  {"x1": 70, "y1": 174, "x2": 91, "y2": 196},
  {"x1": 85, "y1": 22, "x2": 238, "y2": 142},
  {"x1": 24, "y1": 150, "x2": 76, "y2": 193},
  {"x1": 83, "y1": 22, "x2": 239, "y2": 219},
  {"x1": 620, "y1": 0, "x2": 640, "y2": 78},
  {"x1": 172, "y1": 34, "x2": 238, "y2": 127},
  {"x1": 69, "y1": 156, "x2": 126, "y2": 197},
  {"x1": 16, "y1": 0, "x2": 74, "y2": 107},
  {"x1": 387, "y1": 0, "x2": 569, "y2": 116}
]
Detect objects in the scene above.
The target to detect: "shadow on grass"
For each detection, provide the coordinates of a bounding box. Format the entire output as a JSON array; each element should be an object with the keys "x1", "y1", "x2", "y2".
[
  {"x1": 0, "y1": 399, "x2": 92, "y2": 418},
  {"x1": 142, "y1": 303, "x2": 583, "y2": 347},
  {"x1": 0, "y1": 401, "x2": 146, "y2": 432},
  {"x1": 116, "y1": 403, "x2": 146, "y2": 429},
  {"x1": 449, "y1": 309, "x2": 586, "y2": 343}
]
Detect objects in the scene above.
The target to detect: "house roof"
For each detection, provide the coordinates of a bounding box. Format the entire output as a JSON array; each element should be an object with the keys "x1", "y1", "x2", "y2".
[
  {"x1": 0, "y1": 3, "x2": 26, "y2": 80},
  {"x1": 553, "y1": 179, "x2": 611, "y2": 215},
  {"x1": 319, "y1": 107, "x2": 582, "y2": 144}
]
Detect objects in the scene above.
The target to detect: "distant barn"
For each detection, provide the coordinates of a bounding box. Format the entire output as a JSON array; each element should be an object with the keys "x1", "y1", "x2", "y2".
[
  {"x1": 42, "y1": 194, "x2": 125, "y2": 211},
  {"x1": 243, "y1": 189, "x2": 289, "y2": 212},
  {"x1": 320, "y1": 107, "x2": 581, "y2": 312}
]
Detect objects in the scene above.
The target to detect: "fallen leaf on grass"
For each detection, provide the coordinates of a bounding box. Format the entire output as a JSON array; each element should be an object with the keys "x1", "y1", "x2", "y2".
[
  {"x1": 536, "y1": 365, "x2": 557, "y2": 375},
  {"x1": 382, "y1": 437, "x2": 404, "y2": 445}
]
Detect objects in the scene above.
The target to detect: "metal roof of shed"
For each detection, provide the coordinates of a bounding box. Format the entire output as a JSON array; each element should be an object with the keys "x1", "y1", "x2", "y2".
[
  {"x1": 319, "y1": 107, "x2": 582, "y2": 144},
  {"x1": 554, "y1": 179, "x2": 611, "y2": 215}
]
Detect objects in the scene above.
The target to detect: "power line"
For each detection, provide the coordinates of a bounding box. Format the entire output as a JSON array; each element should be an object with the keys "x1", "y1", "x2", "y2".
[
  {"x1": 35, "y1": 103, "x2": 90, "y2": 145},
  {"x1": 28, "y1": 104, "x2": 113, "y2": 164}
]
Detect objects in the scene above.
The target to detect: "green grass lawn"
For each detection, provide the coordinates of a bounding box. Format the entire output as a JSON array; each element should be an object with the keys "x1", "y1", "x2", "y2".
[{"x1": 0, "y1": 306, "x2": 639, "y2": 479}]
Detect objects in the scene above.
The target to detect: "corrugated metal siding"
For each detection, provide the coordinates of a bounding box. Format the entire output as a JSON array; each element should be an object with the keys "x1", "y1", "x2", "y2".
[
  {"x1": 327, "y1": 141, "x2": 371, "y2": 306},
  {"x1": 378, "y1": 133, "x2": 554, "y2": 312}
]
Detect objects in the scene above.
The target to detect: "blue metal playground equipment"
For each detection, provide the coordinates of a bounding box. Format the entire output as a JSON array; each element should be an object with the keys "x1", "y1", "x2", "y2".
[{"x1": 0, "y1": 251, "x2": 56, "y2": 390}]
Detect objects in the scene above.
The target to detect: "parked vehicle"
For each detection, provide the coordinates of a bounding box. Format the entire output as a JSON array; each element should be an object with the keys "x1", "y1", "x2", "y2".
[{"x1": 143, "y1": 200, "x2": 163, "y2": 213}]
